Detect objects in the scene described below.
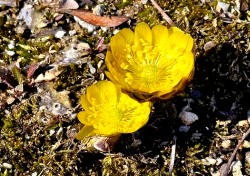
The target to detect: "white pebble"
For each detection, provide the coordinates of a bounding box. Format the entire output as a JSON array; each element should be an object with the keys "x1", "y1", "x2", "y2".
[
  {"x1": 8, "y1": 41, "x2": 15, "y2": 49},
  {"x1": 141, "y1": 0, "x2": 148, "y2": 4},
  {"x1": 87, "y1": 62, "x2": 96, "y2": 74},
  {"x1": 3, "y1": 163, "x2": 12, "y2": 169},
  {"x1": 6, "y1": 50, "x2": 15, "y2": 56},
  {"x1": 179, "y1": 111, "x2": 198, "y2": 125},
  {"x1": 69, "y1": 30, "x2": 76, "y2": 36},
  {"x1": 55, "y1": 30, "x2": 66, "y2": 39},
  {"x1": 74, "y1": 16, "x2": 96, "y2": 33},
  {"x1": 31, "y1": 172, "x2": 37, "y2": 176}
]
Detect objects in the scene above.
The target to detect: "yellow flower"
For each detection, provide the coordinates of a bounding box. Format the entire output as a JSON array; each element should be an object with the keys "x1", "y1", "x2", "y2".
[
  {"x1": 105, "y1": 22, "x2": 195, "y2": 100},
  {"x1": 76, "y1": 81, "x2": 151, "y2": 139}
]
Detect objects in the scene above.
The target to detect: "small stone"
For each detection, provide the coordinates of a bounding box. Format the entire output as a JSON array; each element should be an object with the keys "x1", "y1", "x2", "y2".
[
  {"x1": 179, "y1": 111, "x2": 199, "y2": 125},
  {"x1": 243, "y1": 140, "x2": 250, "y2": 148},
  {"x1": 31, "y1": 172, "x2": 37, "y2": 176},
  {"x1": 221, "y1": 139, "x2": 232, "y2": 149},
  {"x1": 237, "y1": 120, "x2": 249, "y2": 127},
  {"x1": 6, "y1": 97, "x2": 15, "y2": 105},
  {"x1": 69, "y1": 30, "x2": 76, "y2": 36},
  {"x1": 93, "y1": 4, "x2": 104, "y2": 16},
  {"x1": 55, "y1": 30, "x2": 66, "y2": 39},
  {"x1": 6, "y1": 50, "x2": 15, "y2": 56},
  {"x1": 216, "y1": 2, "x2": 230, "y2": 12},
  {"x1": 8, "y1": 41, "x2": 15, "y2": 49},
  {"x1": 246, "y1": 152, "x2": 250, "y2": 164},
  {"x1": 216, "y1": 158, "x2": 223, "y2": 165},
  {"x1": 87, "y1": 62, "x2": 96, "y2": 74},
  {"x1": 2, "y1": 163, "x2": 12, "y2": 169},
  {"x1": 179, "y1": 125, "x2": 190, "y2": 132},
  {"x1": 74, "y1": 16, "x2": 96, "y2": 33},
  {"x1": 204, "y1": 41, "x2": 216, "y2": 51},
  {"x1": 202, "y1": 157, "x2": 216, "y2": 165},
  {"x1": 232, "y1": 160, "x2": 243, "y2": 176},
  {"x1": 191, "y1": 132, "x2": 202, "y2": 140}
]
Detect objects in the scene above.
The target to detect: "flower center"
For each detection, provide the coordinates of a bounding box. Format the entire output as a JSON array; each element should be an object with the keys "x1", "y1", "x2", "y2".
[
  {"x1": 141, "y1": 65, "x2": 159, "y2": 83},
  {"x1": 110, "y1": 108, "x2": 123, "y2": 120}
]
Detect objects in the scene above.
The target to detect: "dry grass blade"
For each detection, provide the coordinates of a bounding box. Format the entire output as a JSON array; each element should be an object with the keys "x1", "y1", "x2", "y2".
[
  {"x1": 59, "y1": 9, "x2": 128, "y2": 27},
  {"x1": 149, "y1": 0, "x2": 174, "y2": 26}
]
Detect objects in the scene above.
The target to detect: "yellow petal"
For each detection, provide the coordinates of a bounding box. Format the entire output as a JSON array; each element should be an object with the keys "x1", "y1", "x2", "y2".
[
  {"x1": 175, "y1": 51, "x2": 194, "y2": 78},
  {"x1": 77, "y1": 111, "x2": 93, "y2": 125},
  {"x1": 80, "y1": 94, "x2": 92, "y2": 112},
  {"x1": 110, "y1": 31, "x2": 128, "y2": 59},
  {"x1": 95, "y1": 81, "x2": 118, "y2": 104},
  {"x1": 76, "y1": 125, "x2": 95, "y2": 140},
  {"x1": 117, "y1": 94, "x2": 151, "y2": 133},
  {"x1": 86, "y1": 83, "x2": 101, "y2": 105},
  {"x1": 152, "y1": 24, "x2": 169, "y2": 46},
  {"x1": 118, "y1": 28, "x2": 134, "y2": 45},
  {"x1": 168, "y1": 27, "x2": 193, "y2": 52},
  {"x1": 105, "y1": 51, "x2": 127, "y2": 87},
  {"x1": 134, "y1": 22, "x2": 152, "y2": 45}
]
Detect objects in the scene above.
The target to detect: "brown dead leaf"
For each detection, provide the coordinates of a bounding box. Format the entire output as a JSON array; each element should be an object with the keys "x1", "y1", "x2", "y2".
[{"x1": 59, "y1": 9, "x2": 128, "y2": 27}]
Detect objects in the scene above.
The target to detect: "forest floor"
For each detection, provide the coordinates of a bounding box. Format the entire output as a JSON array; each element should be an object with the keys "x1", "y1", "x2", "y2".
[{"x1": 0, "y1": 0, "x2": 250, "y2": 175}]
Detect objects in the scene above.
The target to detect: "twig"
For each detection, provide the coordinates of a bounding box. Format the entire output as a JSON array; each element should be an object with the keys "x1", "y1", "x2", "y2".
[
  {"x1": 169, "y1": 136, "x2": 177, "y2": 176},
  {"x1": 221, "y1": 126, "x2": 250, "y2": 176},
  {"x1": 149, "y1": 0, "x2": 175, "y2": 26}
]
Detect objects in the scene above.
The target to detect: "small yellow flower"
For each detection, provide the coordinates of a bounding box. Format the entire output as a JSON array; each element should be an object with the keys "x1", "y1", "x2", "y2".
[
  {"x1": 105, "y1": 22, "x2": 195, "y2": 100},
  {"x1": 76, "y1": 81, "x2": 151, "y2": 139}
]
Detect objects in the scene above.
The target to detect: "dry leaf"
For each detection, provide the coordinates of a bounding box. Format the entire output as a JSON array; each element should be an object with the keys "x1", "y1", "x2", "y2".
[{"x1": 59, "y1": 9, "x2": 128, "y2": 27}]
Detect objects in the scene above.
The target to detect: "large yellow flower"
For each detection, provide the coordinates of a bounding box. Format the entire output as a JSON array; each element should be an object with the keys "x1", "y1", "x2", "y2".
[
  {"x1": 105, "y1": 22, "x2": 195, "y2": 100},
  {"x1": 76, "y1": 81, "x2": 151, "y2": 139}
]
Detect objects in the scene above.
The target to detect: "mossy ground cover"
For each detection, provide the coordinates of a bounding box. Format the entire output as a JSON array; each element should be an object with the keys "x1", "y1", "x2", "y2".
[{"x1": 0, "y1": 0, "x2": 249, "y2": 175}]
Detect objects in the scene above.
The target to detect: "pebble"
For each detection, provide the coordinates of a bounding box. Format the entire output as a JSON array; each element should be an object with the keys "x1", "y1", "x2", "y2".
[
  {"x1": 87, "y1": 62, "x2": 96, "y2": 74},
  {"x1": 243, "y1": 140, "x2": 250, "y2": 148},
  {"x1": 2, "y1": 163, "x2": 12, "y2": 169},
  {"x1": 237, "y1": 120, "x2": 249, "y2": 127},
  {"x1": 54, "y1": 30, "x2": 66, "y2": 39},
  {"x1": 202, "y1": 157, "x2": 217, "y2": 165},
  {"x1": 232, "y1": 160, "x2": 243, "y2": 176},
  {"x1": 17, "y1": 4, "x2": 33, "y2": 28},
  {"x1": 179, "y1": 111, "x2": 199, "y2": 125},
  {"x1": 93, "y1": 4, "x2": 104, "y2": 16},
  {"x1": 74, "y1": 16, "x2": 96, "y2": 33},
  {"x1": 191, "y1": 132, "x2": 202, "y2": 140},
  {"x1": 221, "y1": 139, "x2": 232, "y2": 149},
  {"x1": 69, "y1": 30, "x2": 76, "y2": 36},
  {"x1": 8, "y1": 41, "x2": 15, "y2": 49},
  {"x1": 179, "y1": 125, "x2": 190, "y2": 132},
  {"x1": 204, "y1": 41, "x2": 216, "y2": 51},
  {"x1": 246, "y1": 151, "x2": 250, "y2": 164},
  {"x1": 6, "y1": 50, "x2": 15, "y2": 56}
]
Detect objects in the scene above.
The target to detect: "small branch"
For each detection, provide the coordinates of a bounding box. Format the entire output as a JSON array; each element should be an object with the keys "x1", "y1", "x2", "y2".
[
  {"x1": 169, "y1": 136, "x2": 177, "y2": 176},
  {"x1": 149, "y1": 0, "x2": 175, "y2": 26},
  {"x1": 221, "y1": 126, "x2": 250, "y2": 176}
]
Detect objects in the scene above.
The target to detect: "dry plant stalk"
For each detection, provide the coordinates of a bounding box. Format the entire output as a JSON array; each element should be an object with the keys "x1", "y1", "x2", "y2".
[{"x1": 150, "y1": 0, "x2": 175, "y2": 26}]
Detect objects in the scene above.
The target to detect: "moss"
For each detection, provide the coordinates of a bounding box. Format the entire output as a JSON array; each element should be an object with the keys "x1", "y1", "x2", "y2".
[{"x1": 0, "y1": 0, "x2": 250, "y2": 175}]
